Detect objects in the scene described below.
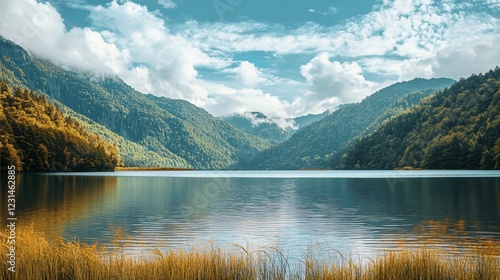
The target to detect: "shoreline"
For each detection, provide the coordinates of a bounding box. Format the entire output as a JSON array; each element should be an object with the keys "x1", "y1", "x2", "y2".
[
  {"x1": 114, "y1": 167, "x2": 195, "y2": 171},
  {"x1": 1, "y1": 227, "x2": 499, "y2": 280}
]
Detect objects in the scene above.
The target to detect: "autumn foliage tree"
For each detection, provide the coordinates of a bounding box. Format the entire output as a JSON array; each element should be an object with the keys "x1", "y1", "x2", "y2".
[{"x1": 0, "y1": 81, "x2": 121, "y2": 172}]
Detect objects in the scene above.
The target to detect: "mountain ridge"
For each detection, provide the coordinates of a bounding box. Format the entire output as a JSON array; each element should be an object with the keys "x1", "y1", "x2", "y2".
[
  {"x1": 0, "y1": 37, "x2": 270, "y2": 169},
  {"x1": 241, "y1": 77, "x2": 456, "y2": 169},
  {"x1": 340, "y1": 68, "x2": 500, "y2": 169}
]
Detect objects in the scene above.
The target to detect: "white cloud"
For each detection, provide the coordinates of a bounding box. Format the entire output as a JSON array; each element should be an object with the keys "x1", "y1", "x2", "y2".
[
  {"x1": 0, "y1": 0, "x2": 130, "y2": 76},
  {"x1": 86, "y1": 0, "x2": 226, "y2": 104},
  {"x1": 223, "y1": 61, "x2": 268, "y2": 88},
  {"x1": 479, "y1": 0, "x2": 500, "y2": 10},
  {"x1": 431, "y1": 20, "x2": 500, "y2": 79},
  {"x1": 1, "y1": 0, "x2": 499, "y2": 121},
  {"x1": 240, "y1": 112, "x2": 274, "y2": 127},
  {"x1": 203, "y1": 82, "x2": 294, "y2": 128},
  {"x1": 158, "y1": 0, "x2": 176, "y2": 9},
  {"x1": 299, "y1": 53, "x2": 376, "y2": 111},
  {"x1": 175, "y1": 0, "x2": 499, "y2": 83}
]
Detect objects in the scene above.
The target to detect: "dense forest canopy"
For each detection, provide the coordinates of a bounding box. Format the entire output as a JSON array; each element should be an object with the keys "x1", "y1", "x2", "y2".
[
  {"x1": 340, "y1": 68, "x2": 500, "y2": 170},
  {"x1": 241, "y1": 78, "x2": 455, "y2": 169},
  {"x1": 0, "y1": 81, "x2": 121, "y2": 172}
]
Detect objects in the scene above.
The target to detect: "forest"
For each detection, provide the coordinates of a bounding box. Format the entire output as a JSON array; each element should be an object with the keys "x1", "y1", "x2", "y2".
[
  {"x1": 1, "y1": 36, "x2": 499, "y2": 171},
  {"x1": 0, "y1": 37, "x2": 270, "y2": 170},
  {"x1": 241, "y1": 78, "x2": 455, "y2": 169},
  {"x1": 0, "y1": 81, "x2": 121, "y2": 172},
  {"x1": 340, "y1": 68, "x2": 500, "y2": 169}
]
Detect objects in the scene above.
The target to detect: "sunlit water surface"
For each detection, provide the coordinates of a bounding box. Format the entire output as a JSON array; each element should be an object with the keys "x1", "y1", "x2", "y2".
[{"x1": 1, "y1": 170, "x2": 499, "y2": 261}]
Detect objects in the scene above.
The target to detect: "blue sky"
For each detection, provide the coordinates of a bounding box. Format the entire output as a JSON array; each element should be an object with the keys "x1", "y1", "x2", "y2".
[{"x1": 1, "y1": 0, "x2": 499, "y2": 127}]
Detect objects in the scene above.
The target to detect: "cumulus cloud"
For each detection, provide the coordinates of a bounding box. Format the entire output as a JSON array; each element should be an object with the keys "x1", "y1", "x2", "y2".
[
  {"x1": 0, "y1": 0, "x2": 226, "y2": 108},
  {"x1": 0, "y1": 0, "x2": 131, "y2": 76},
  {"x1": 296, "y1": 53, "x2": 376, "y2": 114},
  {"x1": 202, "y1": 82, "x2": 295, "y2": 128},
  {"x1": 86, "y1": 0, "x2": 231, "y2": 104},
  {"x1": 223, "y1": 61, "x2": 268, "y2": 88},
  {"x1": 176, "y1": 0, "x2": 500, "y2": 82},
  {"x1": 430, "y1": 18, "x2": 500, "y2": 79},
  {"x1": 1, "y1": 0, "x2": 499, "y2": 121}
]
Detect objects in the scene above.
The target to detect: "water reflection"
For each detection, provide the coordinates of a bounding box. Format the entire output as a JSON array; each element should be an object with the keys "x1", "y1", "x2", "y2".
[
  {"x1": 1, "y1": 173, "x2": 499, "y2": 258},
  {"x1": 0, "y1": 174, "x2": 117, "y2": 236}
]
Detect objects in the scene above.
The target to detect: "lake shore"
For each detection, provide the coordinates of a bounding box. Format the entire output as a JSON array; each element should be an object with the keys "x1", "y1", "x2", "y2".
[
  {"x1": 114, "y1": 167, "x2": 195, "y2": 171},
  {"x1": 2, "y1": 227, "x2": 499, "y2": 280}
]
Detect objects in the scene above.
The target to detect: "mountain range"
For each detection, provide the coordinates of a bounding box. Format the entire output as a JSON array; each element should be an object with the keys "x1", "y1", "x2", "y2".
[
  {"x1": 0, "y1": 37, "x2": 269, "y2": 170},
  {"x1": 340, "y1": 68, "x2": 500, "y2": 169},
  {"x1": 1, "y1": 36, "x2": 498, "y2": 170},
  {"x1": 240, "y1": 78, "x2": 456, "y2": 169}
]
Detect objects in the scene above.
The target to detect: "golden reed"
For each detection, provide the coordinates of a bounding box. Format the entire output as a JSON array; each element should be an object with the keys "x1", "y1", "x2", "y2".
[{"x1": 1, "y1": 226, "x2": 499, "y2": 280}]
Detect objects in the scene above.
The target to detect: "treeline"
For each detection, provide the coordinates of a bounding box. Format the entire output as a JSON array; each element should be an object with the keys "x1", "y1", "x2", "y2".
[
  {"x1": 340, "y1": 67, "x2": 500, "y2": 169},
  {"x1": 242, "y1": 78, "x2": 455, "y2": 169},
  {"x1": 0, "y1": 81, "x2": 121, "y2": 172}
]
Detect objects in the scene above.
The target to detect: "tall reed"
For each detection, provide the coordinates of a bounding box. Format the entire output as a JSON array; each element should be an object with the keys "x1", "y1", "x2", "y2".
[{"x1": 1, "y1": 226, "x2": 499, "y2": 280}]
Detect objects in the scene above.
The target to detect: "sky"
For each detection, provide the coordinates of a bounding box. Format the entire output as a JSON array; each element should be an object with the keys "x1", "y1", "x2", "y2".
[{"x1": 0, "y1": 0, "x2": 499, "y2": 128}]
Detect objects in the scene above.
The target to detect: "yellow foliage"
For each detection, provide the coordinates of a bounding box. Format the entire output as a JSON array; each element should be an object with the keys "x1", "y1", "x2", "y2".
[{"x1": 1, "y1": 226, "x2": 499, "y2": 280}]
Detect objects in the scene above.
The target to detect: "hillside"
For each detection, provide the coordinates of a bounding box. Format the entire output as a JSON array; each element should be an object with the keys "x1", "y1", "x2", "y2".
[
  {"x1": 241, "y1": 78, "x2": 455, "y2": 169},
  {"x1": 293, "y1": 110, "x2": 330, "y2": 129},
  {"x1": 0, "y1": 37, "x2": 270, "y2": 169},
  {"x1": 341, "y1": 68, "x2": 500, "y2": 169},
  {"x1": 0, "y1": 82, "x2": 120, "y2": 172},
  {"x1": 221, "y1": 112, "x2": 292, "y2": 144}
]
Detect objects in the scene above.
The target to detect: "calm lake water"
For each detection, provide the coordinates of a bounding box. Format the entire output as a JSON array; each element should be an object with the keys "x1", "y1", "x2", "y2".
[{"x1": 1, "y1": 170, "x2": 500, "y2": 260}]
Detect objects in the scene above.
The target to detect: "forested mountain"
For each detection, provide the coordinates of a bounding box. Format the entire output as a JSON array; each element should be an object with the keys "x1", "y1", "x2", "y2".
[
  {"x1": 241, "y1": 78, "x2": 455, "y2": 169},
  {"x1": 0, "y1": 82, "x2": 120, "y2": 172},
  {"x1": 293, "y1": 110, "x2": 330, "y2": 129},
  {"x1": 221, "y1": 112, "x2": 292, "y2": 144},
  {"x1": 0, "y1": 37, "x2": 270, "y2": 169},
  {"x1": 341, "y1": 68, "x2": 500, "y2": 170},
  {"x1": 58, "y1": 103, "x2": 181, "y2": 168}
]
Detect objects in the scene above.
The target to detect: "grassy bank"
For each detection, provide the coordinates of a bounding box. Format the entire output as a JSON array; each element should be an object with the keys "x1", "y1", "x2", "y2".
[{"x1": 1, "y1": 227, "x2": 499, "y2": 279}]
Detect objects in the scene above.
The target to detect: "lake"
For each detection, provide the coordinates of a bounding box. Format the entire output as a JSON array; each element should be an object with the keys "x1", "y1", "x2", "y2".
[{"x1": 1, "y1": 170, "x2": 499, "y2": 261}]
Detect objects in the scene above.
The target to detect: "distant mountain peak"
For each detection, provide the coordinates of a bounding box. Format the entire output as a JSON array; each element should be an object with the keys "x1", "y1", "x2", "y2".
[
  {"x1": 240, "y1": 77, "x2": 456, "y2": 169},
  {"x1": 241, "y1": 111, "x2": 275, "y2": 127}
]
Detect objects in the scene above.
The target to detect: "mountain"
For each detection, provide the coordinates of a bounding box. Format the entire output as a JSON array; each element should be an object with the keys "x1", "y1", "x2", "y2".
[
  {"x1": 0, "y1": 82, "x2": 120, "y2": 172},
  {"x1": 220, "y1": 112, "x2": 292, "y2": 144},
  {"x1": 340, "y1": 68, "x2": 500, "y2": 170},
  {"x1": 221, "y1": 109, "x2": 335, "y2": 144},
  {"x1": 0, "y1": 37, "x2": 270, "y2": 169},
  {"x1": 293, "y1": 110, "x2": 330, "y2": 129},
  {"x1": 241, "y1": 77, "x2": 455, "y2": 169}
]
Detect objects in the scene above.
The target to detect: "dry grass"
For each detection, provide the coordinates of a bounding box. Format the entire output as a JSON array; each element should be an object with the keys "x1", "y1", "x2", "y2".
[{"x1": 1, "y1": 226, "x2": 499, "y2": 280}]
